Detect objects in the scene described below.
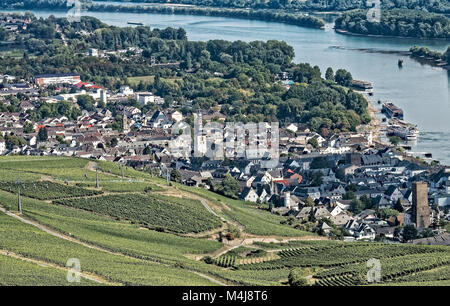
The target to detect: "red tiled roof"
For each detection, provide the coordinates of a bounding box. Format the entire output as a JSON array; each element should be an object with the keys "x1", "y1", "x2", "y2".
[{"x1": 74, "y1": 82, "x2": 102, "y2": 89}]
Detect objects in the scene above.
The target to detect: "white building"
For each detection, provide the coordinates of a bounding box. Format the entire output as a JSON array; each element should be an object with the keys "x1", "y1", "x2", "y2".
[
  {"x1": 286, "y1": 123, "x2": 298, "y2": 133},
  {"x1": 89, "y1": 48, "x2": 99, "y2": 57},
  {"x1": 99, "y1": 89, "x2": 107, "y2": 104},
  {"x1": 34, "y1": 73, "x2": 80, "y2": 86},
  {"x1": 120, "y1": 86, "x2": 134, "y2": 96},
  {"x1": 135, "y1": 92, "x2": 155, "y2": 106},
  {"x1": 135, "y1": 92, "x2": 164, "y2": 106},
  {"x1": 0, "y1": 139, "x2": 6, "y2": 154},
  {"x1": 170, "y1": 111, "x2": 183, "y2": 122}
]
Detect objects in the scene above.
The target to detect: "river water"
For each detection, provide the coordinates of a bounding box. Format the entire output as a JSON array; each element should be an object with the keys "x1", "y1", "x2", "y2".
[{"x1": 4, "y1": 8, "x2": 450, "y2": 165}]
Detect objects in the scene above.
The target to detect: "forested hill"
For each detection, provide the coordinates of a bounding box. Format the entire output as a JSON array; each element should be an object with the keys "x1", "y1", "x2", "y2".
[
  {"x1": 335, "y1": 9, "x2": 450, "y2": 39},
  {"x1": 92, "y1": 0, "x2": 450, "y2": 14}
]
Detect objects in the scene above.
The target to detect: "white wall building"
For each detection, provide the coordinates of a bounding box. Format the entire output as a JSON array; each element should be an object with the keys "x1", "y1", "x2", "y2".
[
  {"x1": 0, "y1": 139, "x2": 6, "y2": 154},
  {"x1": 120, "y1": 86, "x2": 134, "y2": 96}
]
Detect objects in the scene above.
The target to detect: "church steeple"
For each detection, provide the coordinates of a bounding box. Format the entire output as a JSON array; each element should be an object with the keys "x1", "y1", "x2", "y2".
[{"x1": 123, "y1": 112, "x2": 129, "y2": 133}]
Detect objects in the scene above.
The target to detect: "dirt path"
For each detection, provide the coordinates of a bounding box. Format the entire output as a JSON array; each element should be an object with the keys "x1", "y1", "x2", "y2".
[
  {"x1": 192, "y1": 271, "x2": 228, "y2": 286},
  {"x1": 211, "y1": 236, "x2": 324, "y2": 258},
  {"x1": 0, "y1": 250, "x2": 118, "y2": 285}
]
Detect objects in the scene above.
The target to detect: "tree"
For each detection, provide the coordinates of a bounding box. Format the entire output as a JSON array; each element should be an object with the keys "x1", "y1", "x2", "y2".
[
  {"x1": 335, "y1": 168, "x2": 345, "y2": 181},
  {"x1": 445, "y1": 46, "x2": 450, "y2": 63},
  {"x1": 325, "y1": 67, "x2": 334, "y2": 81},
  {"x1": 378, "y1": 208, "x2": 399, "y2": 219},
  {"x1": 360, "y1": 195, "x2": 373, "y2": 209},
  {"x1": 38, "y1": 127, "x2": 48, "y2": 142},
  {"x1": 23, "y1": 122, "x2": 34, "y2": 134},
  {"x1": 0, "y1": 27, "x2": 8, "y2": 41},
  {"x1": 343, "y1": 191, "x2": 356, "y2": 200},
  {"x1": 203, "y1": 256, "x2": 213, "y2": 264},
  {"x1": 420, "y1": 228, "x2": 434, "y2": 238},
  {"x1": 350, "y1": 199, "x2": 364, "y2": 214},
  {"x1": 288, "y1": 269, "x2": 309, "y2": 286},
  {"x1": 220, "y1": 173, "x2": 240, "y2": 198},
  {"x1": 310, "y1": 171, "x2": 323, "y2": 187},
  {"x1": 394, "y1": 198, "x2": 404, "y2": 212},
  {"x1": 170, "y1": 169, "x2": 182, "y2": 183},
  {"x1": 305, "y1": 196, "x2": 315, "y2": 207},
  {"x1": 335, "y1": 69, "x2": 353, "y2": 86},
  {"x1": 389, "y1": 136, "x2": 402, "y2": 146},
  {"x1": 143, "y1": 146, "x2": 151, "y2": 155},
  {"x1": 109, "y1": 137, "x2": 118, "y2": 147},
  {"x1": 402, "y1": 224, "x2": 418, "y2": 242},
  {"x1": 56, "y1": 135, "x2": 68, "y2": 145},
  {"x1": 307, "y1": 138, "x2": 319, "y2": 149},
  {"x1": 4, "y1": 134, "x2": 26, "y2": 149},
  {"x1": 76, "y1": 95, "x2": 95, "y2": 111}
]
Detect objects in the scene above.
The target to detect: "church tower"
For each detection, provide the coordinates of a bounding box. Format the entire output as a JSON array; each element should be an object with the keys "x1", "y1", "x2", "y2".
[{"x1": 412, "y1": 181, "x2": 430, "y2": 228}]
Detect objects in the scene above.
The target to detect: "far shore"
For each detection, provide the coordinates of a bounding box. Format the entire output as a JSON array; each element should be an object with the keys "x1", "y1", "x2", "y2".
[{"x1": 334, "y1": 28, "x2": 450, "y2": 41}]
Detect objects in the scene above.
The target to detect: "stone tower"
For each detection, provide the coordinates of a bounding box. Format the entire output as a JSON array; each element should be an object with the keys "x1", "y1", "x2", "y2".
[
  {"x1": 412, "y1": 181, "x2": 430, "y2": 228},
  {"x1": 123, "y1": 112, "x2": 129, "y2": 133}
]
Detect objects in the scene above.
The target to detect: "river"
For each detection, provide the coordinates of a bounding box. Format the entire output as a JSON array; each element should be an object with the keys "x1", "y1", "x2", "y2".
[{"x1": 3, "y1": 8, "x2": 450, "y2": 165}]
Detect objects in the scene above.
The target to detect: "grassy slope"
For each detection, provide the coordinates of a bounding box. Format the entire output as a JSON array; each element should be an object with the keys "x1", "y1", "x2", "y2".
[
  {"x1": 0, "y1": 212, "x2": 215, "y2": 286},
  {"x1": 176, "y1": 184, "x2": 312, "y2": 237},
  {"x1": 0, "y1": 254, "x2": 101, "y2": 286},
  {"x1": 3, "y1": 156, "x2": 448, "y2": 286},
  {"x1": 53, "y1": 193, "x2": 222, "y2": 233},
  {"x1": 0, "y1": 190, "x2": 221, "y2": 265},
  {"x1": 0, "y1": 156, "x2": 314, "y2": 285}
]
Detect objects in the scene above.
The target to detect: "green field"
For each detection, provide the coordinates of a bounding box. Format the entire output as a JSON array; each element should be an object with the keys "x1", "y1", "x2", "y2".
[
  {"x1": 127, "y1": 75, "x2": 155, "y2": 86},
  {"x1": 0, "y1": 156, "x2": 449, "y2": 286},
  {"x1": 53, "y1": 193, "x2": 222, "y2": 234},
  {"x1": 0, "y1": 212, "x2": 215, "y2": 286},
  {"x1": 0, "y1": 254, "x2": 101, "y2": 286},
  {"x1": 0, "y1": 181, "x2": 103, "y2": 200},
  {"x1": 177, "y1": 184, "x2": 311, "y2": 237}
]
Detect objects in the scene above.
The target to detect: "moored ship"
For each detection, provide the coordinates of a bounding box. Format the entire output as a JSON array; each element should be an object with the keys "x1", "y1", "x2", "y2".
[
  {"x1": 382, "y1": 102, "x2": 404, "y2": 120},
  {"x1": 386, "y1": 118, "x2": 419, "y2": 141},
  {"x1": 350, "y1": 79, "x2": 373, "y2": 90},
  {"x1": 127, "y1": 21, "x2": 144, "y2": 26}
]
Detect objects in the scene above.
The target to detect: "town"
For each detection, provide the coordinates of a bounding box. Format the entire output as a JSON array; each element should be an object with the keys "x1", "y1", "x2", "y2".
[
  {"x1": 1, "y1": 68, "x2": 449, "y2": 245},
  {"x1": 0, "y1": 2, "x2": 449, "y2": 289}
]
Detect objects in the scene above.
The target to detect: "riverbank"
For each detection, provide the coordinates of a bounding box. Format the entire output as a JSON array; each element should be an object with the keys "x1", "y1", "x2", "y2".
[
  {"x1": 87, "y1": 3, "x2": 326, "y2": 29},
  {"x1": 331, "y1": 45, "x2": 450, "y2": 71},
  {"x1": 363, "y1": 96, "x2": 444, "y2": 169},
  {"x1": 335, "y1": 28, "x2": 450, "y2": 41},
  {"x1": 359, "y1": 93, "x2": 383, "y2": 144}
]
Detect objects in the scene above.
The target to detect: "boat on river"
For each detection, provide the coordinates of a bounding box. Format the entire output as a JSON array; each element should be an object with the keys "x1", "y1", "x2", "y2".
[
  {"x1": 127, "y1": 21, "x2": 144, "y2": 26},
  {"x1": 350, "y1": 79, "x2": 373, "y2": 90},
  {"x1": 386, "y1": 118, "x2": 419, "y2": 141},
  {"x1": 382, "y1": 102, "x2": 403, "y2": 120}
]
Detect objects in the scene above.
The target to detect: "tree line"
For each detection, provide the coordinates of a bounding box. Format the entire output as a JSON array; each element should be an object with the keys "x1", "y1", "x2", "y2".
[
  {"x1": 409, "y1": 45, "x2": 450, "y2": 62},
  {"x1": 88, "y1": 2, "x2": 325, "y2": 29},
  {"x1": 92, "y1": 0, "x2": 450, "y2": 14},
  {"x1": 335, "y1": 9, "x2": 450, "y2": 39}
]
